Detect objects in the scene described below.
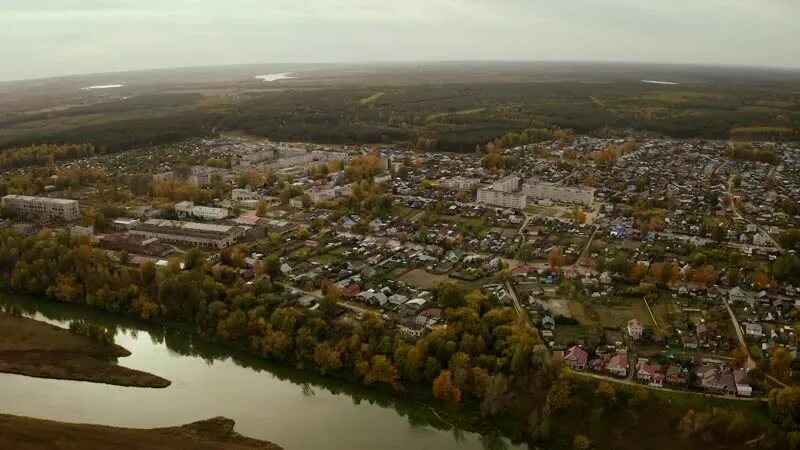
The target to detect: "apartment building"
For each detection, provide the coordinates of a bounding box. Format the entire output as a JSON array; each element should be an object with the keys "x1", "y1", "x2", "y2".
[
  {"x1": 443, "y1": 177, "x2": 481, "y2": 190},
  {"x1": 477, "y1": 188, "x2": 527, "y2": 210},
  {"x1": 522, "y1": 182, "x2": 595, "y2": 207},
  {"x1": 1, "y1": 195, "x2": 80, "y2": 221},
  {"x1": 492, "y1": 176, "x2": 521, "y2": 193},
  {"x1": 129, "y1": 219, "x2": 246, "y2": 249}
]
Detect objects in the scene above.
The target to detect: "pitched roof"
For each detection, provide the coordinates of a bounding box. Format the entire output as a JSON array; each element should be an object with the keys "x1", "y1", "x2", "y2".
[{"x1": 565, "y1": 346, "x2": 588, "y2": 365}]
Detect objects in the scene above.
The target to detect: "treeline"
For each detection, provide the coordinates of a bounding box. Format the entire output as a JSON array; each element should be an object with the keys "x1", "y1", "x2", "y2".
[
  {"x1": 726, "y1": 144, "x2": 781, "y2": 163},
  {"x1": 0, "y1": 144, "x2": 95, "y2": 169},
  {"x1": 0, "y1": 112, "x2": 219, "y2": 155}
]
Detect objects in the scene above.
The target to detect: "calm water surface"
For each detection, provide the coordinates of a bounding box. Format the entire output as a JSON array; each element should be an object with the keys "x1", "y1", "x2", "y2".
[{"x1": 0, "y1": 295, "x2": 523, "y2": 450}]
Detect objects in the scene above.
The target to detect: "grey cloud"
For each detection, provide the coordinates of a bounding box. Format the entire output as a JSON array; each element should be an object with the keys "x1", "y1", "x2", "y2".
[{"x1": 0, "y1": 0, "x2": 798, "y2": 81}]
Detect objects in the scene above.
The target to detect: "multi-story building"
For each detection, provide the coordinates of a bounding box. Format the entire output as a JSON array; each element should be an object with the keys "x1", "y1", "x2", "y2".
[
  {"x1": 492, "y1": 176, "x2": 521, "y2": 193},
  {"x1": 443, "y1": 177, "x2": 481, "y2": 190},
  {"x1": 129, "y1": 219, "x2": 246, "y2": 249},
  {"x1": 188, "y1": 166, "x2": 215, "y2": 188},
  {"x1": 175, "y1": 202, "x2": 228, "y2": 221},
  {"x1": 522, "y1": 182, "x2": 595, "y2": 206},
  {"x1": 477, "y1": 188, "x2": 527, "y2": 210},
  {"x1": 1, "y1": 195, "x2": 80, "y2": 221}
]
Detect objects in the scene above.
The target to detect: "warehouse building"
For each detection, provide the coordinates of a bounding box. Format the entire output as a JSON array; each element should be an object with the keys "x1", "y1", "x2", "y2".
[{"x1": 129, "y1": 219, "x2": 247, "y2": 249}]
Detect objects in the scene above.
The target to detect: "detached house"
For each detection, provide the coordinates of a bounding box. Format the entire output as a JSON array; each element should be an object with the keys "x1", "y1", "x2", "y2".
[
  {"x1": 627, "y1": 319, "x2": 644, "y2": 341},
  {"x1": 607, "y1": 354, "x2": 629, "y2": 377},
  {"x1": 637, "y1": 363, "x2": 664, "y2": 387},
  {"x1": 564, "y1": 346, "x2": 588, "y2": 371}
]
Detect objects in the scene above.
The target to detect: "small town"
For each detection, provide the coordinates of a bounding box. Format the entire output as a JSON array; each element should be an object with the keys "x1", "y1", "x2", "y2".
[{"x1": 2, "y1": 135, "x2": 798, "y2": 405}]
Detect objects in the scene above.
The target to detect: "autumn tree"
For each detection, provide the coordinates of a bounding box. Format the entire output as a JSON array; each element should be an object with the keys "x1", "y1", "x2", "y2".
[
  {"x1": 547, "y1": 248, "x2": 565, "y2": 268},
  {"x1": 771, "y1": 347, "x2": 793, "y2": 378},
  {"x1": 433, "y1": 370, "x2": 462, "y2": 405}
]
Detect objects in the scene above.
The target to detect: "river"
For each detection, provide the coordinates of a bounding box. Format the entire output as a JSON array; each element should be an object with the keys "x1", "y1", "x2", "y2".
[{"x1": 0, "y1": 295, "x2": 524, "y2": 450}]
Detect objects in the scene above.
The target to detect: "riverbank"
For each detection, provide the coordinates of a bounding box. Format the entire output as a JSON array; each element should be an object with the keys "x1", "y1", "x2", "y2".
[
  {"x1": 0, "y1": 414, "x2": 281, "y2": 450},
  {"x1": 0, "y1": 312, "x2": 170, "y2": 388}
]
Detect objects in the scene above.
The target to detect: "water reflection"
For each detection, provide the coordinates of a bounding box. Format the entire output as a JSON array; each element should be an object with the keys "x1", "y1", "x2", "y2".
[{"x1": 0, "y1": 295, "x2": 525, "y2": 450}]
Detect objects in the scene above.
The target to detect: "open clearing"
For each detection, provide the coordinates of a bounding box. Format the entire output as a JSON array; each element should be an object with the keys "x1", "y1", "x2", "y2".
[
  {"x1": 399, "y1": 268, "x2": 450, "y2": 289},
  {"x1": 359, "y1": 92, "x2": 385, "y2": 104}
]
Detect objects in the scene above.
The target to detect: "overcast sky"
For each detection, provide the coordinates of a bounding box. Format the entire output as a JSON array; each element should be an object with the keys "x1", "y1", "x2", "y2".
[{"x1": 1, "y1": 0, "x2": 798, "y2": 81}]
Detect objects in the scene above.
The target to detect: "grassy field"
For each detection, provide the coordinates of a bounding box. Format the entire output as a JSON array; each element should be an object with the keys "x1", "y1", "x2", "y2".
[
  {"x1": 0, "y1": 312, "x2": 169, "y2": 388},
  {"x1": 0, "y1": 415, "x2": 281, "y2": 450},
  {"x1": 399, "y1": 268, "x2": 450, "y2": 289}
]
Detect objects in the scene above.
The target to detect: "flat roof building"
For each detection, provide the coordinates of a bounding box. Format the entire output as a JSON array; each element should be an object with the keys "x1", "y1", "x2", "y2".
[
  {"x1": 477, "y1": 187, "x2": 527, "y2": 210},
  {"x1": 522, "y1": 182, "x2": 595, "y2": 207},
  {"x1": 129, "y1": 219, "x2": 246, "y2": 249},
  {"x1": 492, "y1": 176, "x2": 521, "y2": 193},
  {"x1": 443, "y1": 177, "x2": 481, "y2": 191},
  {"x1": 1, "y1": 195, "x2": 80, "y2": 221}
]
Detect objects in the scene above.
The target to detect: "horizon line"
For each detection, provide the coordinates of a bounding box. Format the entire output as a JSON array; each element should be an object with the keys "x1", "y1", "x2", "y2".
[{"x1": 3, "y1": 59, "x2": 800, "y2": 84}]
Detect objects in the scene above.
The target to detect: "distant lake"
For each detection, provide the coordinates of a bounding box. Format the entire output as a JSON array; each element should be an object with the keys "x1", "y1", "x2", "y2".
[
  {"x1": 254, "y1": 72, "x2": 295, "y2": 82},
  {"x1": 641, "y1": 80, "x2": 679, "y2": 85},
  {"x1": 81, "y1": 84, "x2": 125, "y2": 90}
]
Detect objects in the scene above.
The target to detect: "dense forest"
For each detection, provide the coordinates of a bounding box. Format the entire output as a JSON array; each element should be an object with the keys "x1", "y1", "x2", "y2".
[
  {"x1": 0, "y1": 227, "x2": 795, "y2": 449},
  {"x1": 1, "y1": 76, "x2": 799, "y2": 155}
]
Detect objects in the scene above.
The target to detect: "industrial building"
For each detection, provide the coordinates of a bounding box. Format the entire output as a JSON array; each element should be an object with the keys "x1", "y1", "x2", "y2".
[
  {"x1": 129, "y1": 219, "x2": 246, "y2": 249},
  {"x1": 1, "y1": 195, "x2": 80, "y2": 221}
]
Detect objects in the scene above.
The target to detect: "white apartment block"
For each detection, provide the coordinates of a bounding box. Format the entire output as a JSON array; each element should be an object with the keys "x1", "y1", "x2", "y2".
[
  {"x1": 522, "y1": 182, "x2": 595, "y2": 207},
  {"x1": 492, "y1": 176, "x2": 521, "y2": 193},
  {"x1": 175, "y1": 201, "x2": 228, "y2": 221},
  {"x1": 477, "y1": 188, "x2": 527, "y2": 210},
  {"x1": 443, "y1": 177, "x2": 481, "y2": 190},
  {"x1": 2, "y1": 195, "x2": 80, "y2": 221}
]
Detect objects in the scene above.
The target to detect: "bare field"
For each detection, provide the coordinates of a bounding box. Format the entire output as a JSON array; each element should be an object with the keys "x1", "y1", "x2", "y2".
[{"x1": 399, "y1": 268, "x2": 450, "y2": 289}]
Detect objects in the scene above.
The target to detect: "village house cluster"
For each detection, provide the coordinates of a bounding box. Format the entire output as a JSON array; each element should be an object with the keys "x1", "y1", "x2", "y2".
[{"x1": 1, "y1": 134, "x2": 798, "y2": 400}]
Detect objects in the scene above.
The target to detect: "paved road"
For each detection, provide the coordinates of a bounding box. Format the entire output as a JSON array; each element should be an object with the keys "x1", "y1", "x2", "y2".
[{"x1": 573, "y1": 371, "x2": 763, "y2": 401}]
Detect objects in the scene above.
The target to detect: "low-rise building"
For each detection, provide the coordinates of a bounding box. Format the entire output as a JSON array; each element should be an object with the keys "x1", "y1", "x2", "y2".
[
  {"x1": 232, "y1": 188, "x2": 261, "y2": 201},
  {"x1": 627, "y1": 318, "x2": 644, "y2": 340},
  {"x1": 564, "y1": 346, "x2": 588, "y2": 371},
  {"x1": 175, "y1": 202, "x2": 228, "y2": 221},
  {"x1": 129, "y1": 219, "x2": 246, "y2": 249},
  {"x1": 1, "y1": 195, "x2": 80, "y2": 221}
]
